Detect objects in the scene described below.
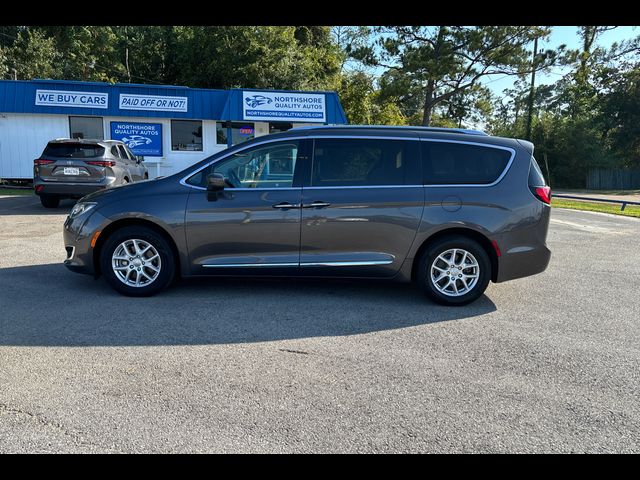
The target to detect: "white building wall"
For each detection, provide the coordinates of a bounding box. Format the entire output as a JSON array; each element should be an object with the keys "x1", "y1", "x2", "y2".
[
  {"x1": 0, "y1": 113, "x2": 69, "y2": 179},
  {"x1": 0, "y1": 112, "x2": 294, "y2": 180}
]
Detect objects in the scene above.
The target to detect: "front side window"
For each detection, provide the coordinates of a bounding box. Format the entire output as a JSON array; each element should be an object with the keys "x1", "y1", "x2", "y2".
[
  {"x1": 171, "y1": 120, "x2": 203, "y2": 151},
  {"x1": 422, "y1": 141, "x2": 512, "y2": 185},
  {"x1": 69, "y1": 116, "x2": 104, "y2": 140},
  {"x1": 311, "y1": 138, "x2": 419, "y2": 187},
  {"x1": 186, "y1": 141, "x2": 300, "y2": 189}
]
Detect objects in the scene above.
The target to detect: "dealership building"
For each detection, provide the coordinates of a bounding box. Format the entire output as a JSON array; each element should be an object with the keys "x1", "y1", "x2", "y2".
[{"x1": 0, "y1": 79, "x2": 348, "y2": 180}]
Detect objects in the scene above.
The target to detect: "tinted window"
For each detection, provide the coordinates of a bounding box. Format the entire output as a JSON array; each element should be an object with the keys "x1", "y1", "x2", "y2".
[
  {"x1": 186, "y1": 141, "x2": 300, "y2": 189},
  {"x1": 311, "y1": 138, "x2": 419, "y2": 187},
  {"x1": 117, "y1": 145, "x2": 130, "y2": 160},
  {"x1": 171, "y1": 120, "x2": 203, "y2": 151},
  {"x1": 111, "y1": 146, "x2": 121, "y2": 158},
  {"x1": 43, "y1": 143, "x2": 105, "y2": 158},
  {"x1": 69, "y1": 116, "x2": 104, "y2": 140},
  {"x1": 422, "y1": 142, "x2": 511, "y2": 185},
  {"x1": 529, "y1": 157, "x2": 546, "y2": 186}
]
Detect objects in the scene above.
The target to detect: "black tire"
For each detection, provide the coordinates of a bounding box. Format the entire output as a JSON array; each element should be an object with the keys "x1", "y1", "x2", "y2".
[
  {"x1": 416, "y1": 235, "x2": 491, "y2": 306},
  {"x1": 40, "y1": 195, "x2": 60, "y2": 208},
  {"x1": 100, "y1": 226, "x2": 175, "y2": 297}
]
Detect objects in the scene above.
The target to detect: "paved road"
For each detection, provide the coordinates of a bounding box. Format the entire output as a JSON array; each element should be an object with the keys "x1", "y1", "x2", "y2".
[{"x1": 0, "y1": 195, "x2": 639, "y2": 453}]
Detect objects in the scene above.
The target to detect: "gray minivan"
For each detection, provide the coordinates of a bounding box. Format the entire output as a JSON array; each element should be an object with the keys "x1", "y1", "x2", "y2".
[
  {"x1": 63, "y1": 126, "x2": 551, "y2": 306},
  {"x1": 34, "y1": 138, "x2": 148, "y2": 208}
]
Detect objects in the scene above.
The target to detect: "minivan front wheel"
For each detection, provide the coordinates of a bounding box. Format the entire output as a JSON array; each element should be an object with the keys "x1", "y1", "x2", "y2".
[
  {"x1": 100, "y1": 226, "x2": 175, "y2": 297},
  {"x1": 417, "y1": 235, "x2": 491, "y2": 306}
]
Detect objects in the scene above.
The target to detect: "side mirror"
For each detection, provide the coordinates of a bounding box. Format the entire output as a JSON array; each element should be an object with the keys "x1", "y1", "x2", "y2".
[
  {"x1": 207, "y1": 173, "x2": 225, "y2": 201},
  {"x1": 136, "y1": 155, "x2": 144, "y2": 164}
]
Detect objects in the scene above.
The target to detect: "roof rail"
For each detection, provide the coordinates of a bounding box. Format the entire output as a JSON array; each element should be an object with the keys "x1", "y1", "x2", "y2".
[{"x1": 287, "y1": 125, "x2": 488, "y2": 136}]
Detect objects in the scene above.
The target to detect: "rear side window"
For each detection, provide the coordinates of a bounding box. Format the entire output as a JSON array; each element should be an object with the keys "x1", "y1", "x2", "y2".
[
  {"x1": 421, "y1": 141, "x2": 512, "y2": 185},
  {"x1": 311, "y1": 138, "x2": 420, "y2": 187},
  {"x1": 43, "y1": 143, "x2": 105, "y2": 158},
  {"x1": 117, "y1": 145, "x2": 130, "y2": 160},
  {"x1": 528, "y1": 157, "x2": 546, "y2": 187}
]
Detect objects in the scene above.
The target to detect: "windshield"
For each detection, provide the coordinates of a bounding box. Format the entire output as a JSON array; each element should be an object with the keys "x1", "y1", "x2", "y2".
[{"x1": 43, "y1": 143, "x2": 105, "y2": 158}]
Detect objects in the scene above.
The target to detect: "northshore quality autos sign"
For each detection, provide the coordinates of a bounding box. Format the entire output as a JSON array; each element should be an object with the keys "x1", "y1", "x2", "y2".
[{"x1": 242, "y1": 91, "x2": 326, "y2": 123}]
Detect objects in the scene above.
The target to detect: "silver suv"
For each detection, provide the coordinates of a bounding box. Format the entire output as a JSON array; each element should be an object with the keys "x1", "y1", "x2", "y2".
[
  {"x1": 63, "y1": 126, "x2": 552, "y2": 306},
  {"x1": 34, "y1": 138, "x2": 148, "y2": 208}
]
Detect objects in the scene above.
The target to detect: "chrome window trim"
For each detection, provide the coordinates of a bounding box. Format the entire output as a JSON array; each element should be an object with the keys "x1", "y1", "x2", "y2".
[
  {"x1": 179, "y1": 134, "x2": 516, "y2": 190},
  {"x1": 420, "y1": 138, "x2": 516, "y2": 188},
  {"x1": 303, "y1": 185, "x2": 423, "y2": 190}
]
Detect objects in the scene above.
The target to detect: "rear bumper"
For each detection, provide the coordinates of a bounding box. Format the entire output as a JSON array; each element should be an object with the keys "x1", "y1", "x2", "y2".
[
  {"x1": 35, "y1": 179, "x2": 115, "y2": 198},
  {"x1": 495, "y1": 243, "x2": 551, "y2": 283}
]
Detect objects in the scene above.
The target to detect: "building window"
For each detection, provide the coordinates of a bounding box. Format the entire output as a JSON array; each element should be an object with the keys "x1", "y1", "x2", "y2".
[
  {"x1": 219, "y1": 121, "x2": 255, "y2": 146},
  {"x1": 69, "y1": 116, "x2": 104, "y2": 140},
  {"x1": 216, "y1": 122, "x2": 228, "y2": 145},
  {"x1": 171, "y1": 120, "x2": 203, "y2": 151},
  {"x1": 269, "y1": 122, "x2": 293, "y2": 134}
]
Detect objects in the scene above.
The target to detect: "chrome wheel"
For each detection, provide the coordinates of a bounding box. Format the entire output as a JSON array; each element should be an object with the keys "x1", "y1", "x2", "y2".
[
  {"x1": 430, "y1": 248, "x2": 480, "y2": 297},
  {"x1": 111, "y1": 239, "x2": 161, "y2": 288}
]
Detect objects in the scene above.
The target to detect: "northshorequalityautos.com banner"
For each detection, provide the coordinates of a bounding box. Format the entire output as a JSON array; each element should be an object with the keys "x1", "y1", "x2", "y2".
[
  {"x1": 110, "y1": 122, "x2": 163, "y2": 157},
  {"x1": 242, "y1": 91, "x2": 326, "y2": 123}
]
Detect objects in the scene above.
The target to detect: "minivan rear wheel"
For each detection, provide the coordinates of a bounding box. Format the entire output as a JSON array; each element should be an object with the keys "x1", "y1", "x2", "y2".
[
  {"x1": 40, "y1": 195, "x2": 60, "y2": 208},
  {"x1": 417, "y1": 235, "x2": 491, "y2": 306},
  {"x1": 100, "y1": 226, "x2": 175, "y2": 297}
]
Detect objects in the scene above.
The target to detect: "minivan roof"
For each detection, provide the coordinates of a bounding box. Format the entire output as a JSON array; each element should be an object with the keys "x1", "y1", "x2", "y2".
[{"x1": 288, "y1": 125, "x2": 489, "y2": 136}]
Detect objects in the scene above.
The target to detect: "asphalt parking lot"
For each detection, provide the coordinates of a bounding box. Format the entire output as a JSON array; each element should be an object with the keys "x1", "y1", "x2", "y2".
[{"x1": 0, "y1": 194, "x2": 639, "y2": 453}]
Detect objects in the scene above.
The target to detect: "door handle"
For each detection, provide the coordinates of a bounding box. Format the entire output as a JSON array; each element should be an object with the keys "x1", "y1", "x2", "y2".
[
  {"x1": 272, "y1": 202, "x2": 301, "y2": 209},
  {"x1": 302, "y1": 201, "x2": 331, "y2": 209}
]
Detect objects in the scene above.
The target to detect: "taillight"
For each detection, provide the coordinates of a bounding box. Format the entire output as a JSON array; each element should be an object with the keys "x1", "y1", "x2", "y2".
[
  {"x1": 85, "y1": 160, "x2": 116, "y2": 167},
  {"x1": 531, "y1": 185, "x2": 551, "y2": 205},
  {"x1": 34, "y1": 158, "x2": 55, "y2": 165}
]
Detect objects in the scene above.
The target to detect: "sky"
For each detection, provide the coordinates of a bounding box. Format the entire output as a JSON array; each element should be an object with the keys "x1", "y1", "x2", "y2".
[
  {"x1": 482, "y1": 26, "x2": 639, "y2": 95},
  {"x1": 356, "y1": 26, "x2": 639, "y2": 96}
]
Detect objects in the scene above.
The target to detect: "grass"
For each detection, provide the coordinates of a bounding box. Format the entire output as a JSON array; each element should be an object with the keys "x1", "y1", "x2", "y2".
[
  {"x1": 555, "y1": 188, "x2": 640, "y2": 196},
  {"x1": 552, "y1": 198, "x2": 640, "y2": 218},
  {"x1": 0, "y1": 188, "x2": 33, "y2": 196}
]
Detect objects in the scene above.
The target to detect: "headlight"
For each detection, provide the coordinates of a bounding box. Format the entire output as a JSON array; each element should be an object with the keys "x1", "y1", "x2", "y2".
[{"x1": 69, "y1": 202, "x2": 97, "y2": 219}]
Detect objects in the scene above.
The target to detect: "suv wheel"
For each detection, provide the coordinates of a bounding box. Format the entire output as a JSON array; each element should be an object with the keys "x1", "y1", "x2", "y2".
[
  {"x1": 417, "y1": 235, "x2": 491, "y2": 306},
  {"x1": 100, "y1": 226, "x2": 175, "y2": 297},
  {"x1": 40, "y1": 195, "x2": 60, "y2": 208}
]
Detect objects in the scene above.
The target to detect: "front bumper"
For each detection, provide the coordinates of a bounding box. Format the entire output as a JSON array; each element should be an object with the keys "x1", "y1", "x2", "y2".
[{"x1": 63, "y1": 209, "x2": 109, "y2": 275}]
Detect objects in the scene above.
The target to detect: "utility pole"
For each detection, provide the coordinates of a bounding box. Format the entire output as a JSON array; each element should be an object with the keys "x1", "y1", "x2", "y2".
[
  {"x1": 526, "y1": 37, "x2": 538, "y2": 141},
  {"x1": 12, "y1": 68, "x2": 17, "y2": 80}
]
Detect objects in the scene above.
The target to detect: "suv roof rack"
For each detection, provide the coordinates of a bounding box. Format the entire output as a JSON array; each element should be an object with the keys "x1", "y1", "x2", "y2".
[{"x1": 288, "y1": 125, "x2": 489, "y2": 136}]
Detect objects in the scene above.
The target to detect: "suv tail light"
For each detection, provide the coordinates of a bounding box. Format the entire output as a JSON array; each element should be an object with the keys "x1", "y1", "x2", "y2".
[
  {"x1": 531, "y1": 186, "x2": 552, "y2": 205},
  {"x1": 85, "y1": 160, "x2": 116, "y2": 167},
  {"x1": 34, "y1": 158, "x2": 55, "y2": 165}
]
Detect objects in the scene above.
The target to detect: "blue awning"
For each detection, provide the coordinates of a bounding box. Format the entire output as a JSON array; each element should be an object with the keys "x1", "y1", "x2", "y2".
[{"x1": 0, "y1": 79, "x2": 348, "y2": 124}]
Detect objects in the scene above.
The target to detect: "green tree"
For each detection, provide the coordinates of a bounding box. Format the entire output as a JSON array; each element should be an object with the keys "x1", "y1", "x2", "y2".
[
  {"x1": 351, "y1": 26, "x2": 556, "y2": 126},
  {"x1": 4, "y1": 27, "x2": 61, "y2": 80},
  {"x1": 337, "y1": 71, "x2": 406, "y2": 125}
]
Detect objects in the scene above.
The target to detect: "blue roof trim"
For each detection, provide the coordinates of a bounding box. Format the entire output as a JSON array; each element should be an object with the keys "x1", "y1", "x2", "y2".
[{"x1": 0, "y1": 79, "x2": 348, "y2": 124}]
